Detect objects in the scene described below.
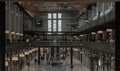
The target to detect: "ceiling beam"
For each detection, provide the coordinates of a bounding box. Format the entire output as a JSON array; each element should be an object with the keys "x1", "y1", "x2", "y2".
[{"x1": 3, "y1": 0, "x2": 119, "y2": 3}]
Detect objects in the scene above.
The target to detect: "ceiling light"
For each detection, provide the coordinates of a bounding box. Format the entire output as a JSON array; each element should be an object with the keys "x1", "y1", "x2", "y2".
[
  {"x1": 5, "y1": 61, "x2": 8, "y2": 66},
  {"x1": 19, "y1": 54, "x2": 25, "y2": 57},
  {"x1": 34, "y1": 35, "x2": 37, "y2": 37},
  {"x1": 20, "y1": 34, "x2": 23, "y2": 36},
  {"x1": 16, "y1": 33, "x2": 20, "y2": 35},
  {"x1": 11, "y1": 32, "x2": 15, "y2": 35},
  {"x1": 98, "y1": 59, "x2": 101, "y2": 66},
  {"x1": 97, "y1": 31, "x2": 103, "y2": 33},
  {"x1": 26, "y1": 39, "x2": 29, "y2": 42},
  {"x1": 5, "y1": 57, "x2": 10, "y2": 61},
  {"x1": 74, "y1": 36, "x2": 77, "y2": 38},
  {"x1": 85, "y1": 20, "x2": 89, "y2": 23},
  {"x1": 12, "y1": 56, "x2": 18, "y2": 61},
  {"x1": 91, "y1": 32, "x2": 96, "y2": 35},
  {"x1": 5, "y1": 30, "x2": 10, "y2": 34},
  {"x1": 24, "y1": 52, "x2": 29, "y2": 55},
  {"x1": 74, "y1": 48, "x2": 78, "y2": 51},
  {"x1": 106, "y1": 29, "x2": 112, "y2": 32},
  {"x1": 80, "y1": 35, "x2": 84, "y2": 37}
]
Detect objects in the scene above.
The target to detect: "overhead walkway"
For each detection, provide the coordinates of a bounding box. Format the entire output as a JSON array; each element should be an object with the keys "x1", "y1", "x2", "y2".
[{"x1": 6, "y1": 41, "x2": 115, "y2": 54}]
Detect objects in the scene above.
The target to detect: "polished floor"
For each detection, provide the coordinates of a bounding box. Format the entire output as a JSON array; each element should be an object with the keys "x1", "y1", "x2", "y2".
[{"x1": 20, "y1": 56, "x2": 90, "y2": 71}]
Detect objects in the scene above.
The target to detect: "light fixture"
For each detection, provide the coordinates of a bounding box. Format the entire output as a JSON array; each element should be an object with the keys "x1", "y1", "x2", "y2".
[
  {"x1": 85, "y1": 20, "x2": 89, "y2": 23},
  {"x1": 98, "y1": 59, "x2": 101, "y2": 66},
  {"x1": 74, "y1": 48, "x2": 78, "y2": 51},
  {"x1": 28, "y1": 50, "x2": 33, "y2": 53},
  {"x1": 11, "y1": 32, "x2": 15, "y2": 35},
  {"x1": 26, "y1": 39, "x2": 29, "y2": 42},
  {"x1": 5, "y1": 57, "x2": 10, "y2": 61},
  {"x1": 5, "y1": 61, "x2": 8, "y2": 66},
  {"x1": 16, "y1": 33, "x2": 20, "y2": 35},
  {"x1": 106, "y1": 29, "x2": 112, "y2": 32},
  {"x1": 20, "y1": 34, "x2": 23, "y2": 36},
  {"x1": 91, "y1": 32, "x2": 96, "y2": 35},
  {"x1": 19, "y1": 54, "x2": 25, "y2": 57},
  {"x1": 12, "y1": 56, "x2": 18, "y2": 61},
  {"x1": 80, "y1": 34, "x2": 84, "y2": 37},
  {"x1": 97, "y1": 31, "x2": 103, "y2": 33},
  {"x1": 74, "y1": 36, "x2": 77, "y2": 38},
  {"x1": 76, "y1": 38, "x2": 79, "y2": 40},
  {"x1": 80, "y1": 51, "x2": 84, "y2": 54},
  {"x1": 110, "y1": 6, "x2": 113, "y2": 9},
  {"x1": 5, "y1": 30, "x2": 10, "y2": 34},
  {"x1": 24, "y1": 52, "x2": 29, "y2": 55},
  {"x1": 34, "y1": 35, "x2": 37, "y2": 37}
]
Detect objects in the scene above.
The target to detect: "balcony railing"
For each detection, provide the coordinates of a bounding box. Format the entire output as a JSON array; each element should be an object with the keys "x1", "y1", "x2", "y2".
[{"x1": 6, "y1": 41, "x2": 115, "y2": 54}]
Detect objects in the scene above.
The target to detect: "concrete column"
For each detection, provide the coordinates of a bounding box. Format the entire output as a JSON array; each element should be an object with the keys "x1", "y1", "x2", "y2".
[
  {"x1": 103, "y1": 54, "x2": 105, "y2": 71},
  {"x1": 95, "y1": 56, "x2": 99, "y2": 71},
  {"x1": 70, "y1": 47, "x2": 73, "y2": 68},
  {"x1": 91, "y1": 33, "x2": 96, "y2": 41},
  {"x1": 87, "y1": 34, "x2": 92, "y2": 41},
  {"x1": 115, "y1": 2, "x2": 120, "y2": 71},
  {"x1": 0, "y1": 2, "x2": 5, "y2": 71},
  {"x1": 38, "y1": 47, "x2": 40, "y2": 65},
  {"x1": 51, "y1": 47, "x2": 54, "y2": 58},
  {"x1": 102, "y1": 31, "x2": 107, "y2": 41},
  {"x1": 109, "y1": 56, "x2": 111, "y2": 71},
  {"x1": 90, "y1": 56, "x2": 94, "y2": 71},
  {"x1": 54, "y1": 47, "x2": 56, "y2": 58},
  {"x1": 8, "y1": 53, "x2": 12, "y2": 71}
]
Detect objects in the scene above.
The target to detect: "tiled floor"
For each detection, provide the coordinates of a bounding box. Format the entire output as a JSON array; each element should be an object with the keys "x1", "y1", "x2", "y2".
[{"x1": 20, "y1": 56, "x2": 90, "y2": 71}]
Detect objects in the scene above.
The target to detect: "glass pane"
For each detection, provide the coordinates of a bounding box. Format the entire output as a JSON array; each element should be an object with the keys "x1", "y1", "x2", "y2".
[
  {"x1": 53, "y1": 13, "x2": 57, "y2": 19},
  {"x1": 53, "y1": 20, "x2": 56, "y2": 31},
  {"x1": 48, "y1": 13, "x2": 52, "y2": 19},
  {"x1": 58, "y1": 20, "x2": 62, "y2": 31},
  {"x1": 58, "y1": 13, "x2": 62, "y2": 19},
  {"x1": 48, "y1": 20, "x2": 52, "y2": 31}
]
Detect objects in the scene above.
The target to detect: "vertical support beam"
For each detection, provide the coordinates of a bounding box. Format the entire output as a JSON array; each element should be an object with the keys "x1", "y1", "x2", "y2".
[
  {"x1": 116, "y1": 2, "x2": 120, "y2": 71},
  {"x1": 90, "y1": 56, "x2": 94, "y2": 71},
  {"x1": 70, "y1": 47, "x2": 73, "y2": 68},
  {"x1": 8, "y1": 53, "x2": 12, "y2": 71},
  {"x1": 38, "y1": 47, "x2": 40, "y2": 65},
  {"x1": 109, "y1": 55, "x2": 111, "y2": 71},
  {"x1": 107, "y1": 55, "x2": 109, "y2": 71},
  {"x1": 95, "y1": 56, "x2": 99, "y2": 71},
  {"x1": 0, "y1": 2, "x2": 5, "y2": 71},
  {"x1": 103, "y1": 54, "x2": 105, "y2": 71}
]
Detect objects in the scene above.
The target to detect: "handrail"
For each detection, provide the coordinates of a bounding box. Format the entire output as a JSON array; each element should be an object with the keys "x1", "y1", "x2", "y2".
[{"x1": 6, "y1": 41, "x2": 114, "y2": 54}]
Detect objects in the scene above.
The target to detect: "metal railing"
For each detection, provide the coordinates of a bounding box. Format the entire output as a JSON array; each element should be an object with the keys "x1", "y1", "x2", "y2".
[{"x1": 6, "y1": 41, "x2": 115, "y2": 54}]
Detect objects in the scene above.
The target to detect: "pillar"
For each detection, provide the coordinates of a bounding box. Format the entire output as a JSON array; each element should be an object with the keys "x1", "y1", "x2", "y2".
[
  {"x1": 102, "y1": 31, "x2": 107, "y2": 41},
  {"x1": 90, "y1": 56, "x2": 94, "y2": 71},
  {"x1": 0, "y1": 2, "x2": 5, "y2": 71},
  {"x1": 103, "y1": 54, "x2": 105, "y2": 71},
  {"x1": 95, "y1": 56, "x2": 99, "y2": 71},
  {"x1": 38, "y1": 47, "x2": 40, "y2": 65},
  {"x1": 70, "y1": 47, "x2": 73, "y2": 68},
  {"x1": 115, "y1": 2, "x2": 120, "y2": 71},
  {"x1": 51, "y1": 47, "x2": 54, "y2": 58}
]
